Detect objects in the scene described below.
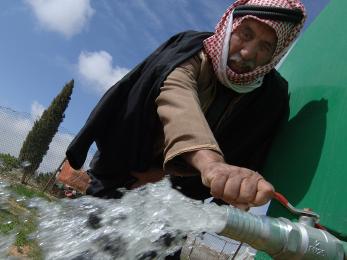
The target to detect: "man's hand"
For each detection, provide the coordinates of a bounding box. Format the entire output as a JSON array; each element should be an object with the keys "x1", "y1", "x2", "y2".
[
  {"x1": 200, "y1": 161, "x2": 274, "y2": 208},
  {"x1": 183, "y1": 150, "x2": 274, "y2": 208}
]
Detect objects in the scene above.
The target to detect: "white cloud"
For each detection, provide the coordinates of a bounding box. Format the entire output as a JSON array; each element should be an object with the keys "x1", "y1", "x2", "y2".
[
  {"x1": 78, "y1": 50, "x2": 129, "y2": 94},
  {"x1": 0, "y1": 107, "x2": 94, "y2": 173},
  {"x1": 25, "y1": 0, "x2": 94, "y2": 38},
  {"x1": 0, "y1": 109, "x2": 33, "y2": 158},
  {"x1": 31, "y1": 101, "x2": 45, "y2": 120},
  {"x1": 135, "y1": 1, "x2": 163, "y2": 29}
]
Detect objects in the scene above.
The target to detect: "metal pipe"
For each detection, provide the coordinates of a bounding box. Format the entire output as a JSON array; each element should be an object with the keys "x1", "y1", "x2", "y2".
[{"x1": 219, "y1": 206, "x2": 347, "y2": 260}]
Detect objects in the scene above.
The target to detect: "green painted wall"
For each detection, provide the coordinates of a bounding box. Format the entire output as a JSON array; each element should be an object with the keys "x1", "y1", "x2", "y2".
[{"x1": 257, "y1": 0, "x2": 347, "y2": 258}]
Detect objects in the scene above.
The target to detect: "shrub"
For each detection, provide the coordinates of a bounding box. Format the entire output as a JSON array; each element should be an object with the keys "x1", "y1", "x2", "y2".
[
  {"x1": 34, "y1": 172, "x2": 54, "y2": 186},
  {"x1": 0, "y1": 153, "x2": 20, "y2": 172}
]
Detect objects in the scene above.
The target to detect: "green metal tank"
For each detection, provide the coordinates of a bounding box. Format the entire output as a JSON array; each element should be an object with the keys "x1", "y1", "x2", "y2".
[{"x1": 257, "y1": 0, "x2": 347, "y2": 258}]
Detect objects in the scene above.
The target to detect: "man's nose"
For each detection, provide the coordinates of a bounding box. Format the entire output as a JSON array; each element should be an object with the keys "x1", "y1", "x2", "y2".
[{"x1": 240, "y1": 42, "x2": 257, "y2": 62}]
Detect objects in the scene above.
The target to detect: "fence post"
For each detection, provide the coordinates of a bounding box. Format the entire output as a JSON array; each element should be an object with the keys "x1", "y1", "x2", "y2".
[{"x1": 42, "y1": 157, "x2": 66, "y2": 192}]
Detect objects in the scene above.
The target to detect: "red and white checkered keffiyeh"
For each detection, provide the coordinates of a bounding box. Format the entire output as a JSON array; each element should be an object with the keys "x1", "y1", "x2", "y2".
[{"x1": 203, "y1": 0, "x2": 306, "y2": 92}]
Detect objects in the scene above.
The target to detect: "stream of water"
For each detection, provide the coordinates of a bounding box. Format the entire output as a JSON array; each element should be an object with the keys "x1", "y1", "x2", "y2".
[{"x1": 0, "y1": 178, "x2": 228, "y2": 259}]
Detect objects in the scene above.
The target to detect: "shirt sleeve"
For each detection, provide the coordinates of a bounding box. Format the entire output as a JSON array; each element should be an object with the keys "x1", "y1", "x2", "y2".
[{"x1": 155, "y1": 54, "x2": 223, "y2": 170}]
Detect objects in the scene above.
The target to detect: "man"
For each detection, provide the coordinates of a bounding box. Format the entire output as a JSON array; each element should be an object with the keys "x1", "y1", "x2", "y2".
[{"x1": 66, "y1": 0, "x2": 306, "y2": 209}]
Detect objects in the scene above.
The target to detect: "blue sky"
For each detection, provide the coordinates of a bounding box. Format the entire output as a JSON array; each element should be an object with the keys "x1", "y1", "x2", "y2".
[
  {"x1": 0, "y1": 0, "x2": 232, "y2": 133},
  {"x1": 0, "y1": 0, "x2": 330, "y2": 171},
  {"x1": 0, "y1": 0, "x2": 330, "y2": 133}
]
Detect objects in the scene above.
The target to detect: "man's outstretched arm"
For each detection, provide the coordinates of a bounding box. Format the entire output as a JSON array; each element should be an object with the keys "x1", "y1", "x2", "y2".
[{"x1": 183, "y1": 149, "x2": 274, "y2": 208}]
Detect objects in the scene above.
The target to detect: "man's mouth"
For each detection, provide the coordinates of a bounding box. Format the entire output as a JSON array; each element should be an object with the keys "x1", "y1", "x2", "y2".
[{"x1": 227, "y1": 60, "x2": 252, "y2": 74}]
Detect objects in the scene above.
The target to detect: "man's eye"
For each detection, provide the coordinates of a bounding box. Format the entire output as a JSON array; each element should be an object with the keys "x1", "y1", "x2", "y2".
[
  {"x1": 239, "y1": 29, "x2": 252, "y2": 40},
  {"x1": 260, "y1": 44, "x2": 273, "y2": 54},
  {"x1": 241, "y1": 31, "x2": 251, "y2": 40}
]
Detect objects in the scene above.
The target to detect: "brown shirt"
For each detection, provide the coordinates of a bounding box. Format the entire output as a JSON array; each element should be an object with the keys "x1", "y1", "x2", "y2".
[{"x1": 155, "y1": 51, "x2": 241, "y2": 170}]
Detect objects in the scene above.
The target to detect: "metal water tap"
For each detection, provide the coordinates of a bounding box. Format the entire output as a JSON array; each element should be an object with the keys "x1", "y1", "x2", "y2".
[{"x1": 219, "y1": 192, "x2": 347, "y2": 259}]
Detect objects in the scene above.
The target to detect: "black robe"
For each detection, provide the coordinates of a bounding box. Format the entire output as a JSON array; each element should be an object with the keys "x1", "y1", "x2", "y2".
[{"x1": 66, "y1": 31, "x2": 289, "y2": 199}]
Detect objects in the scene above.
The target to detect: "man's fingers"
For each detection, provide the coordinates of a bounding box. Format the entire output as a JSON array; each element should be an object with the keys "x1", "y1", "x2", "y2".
[
  {"x1": 202, "y1": 162, "x2": 274, "y2": 207},
  {"x1": 232, "y1": 203, "x2": 250, "y2": 211},
  {"x1": 237, "y1": 174, "x2": 260, "y2": 203},
  {"x1": 223, "y1": 170, "x2": 261, "y2": 204},
  {"x1": 253, "y1": 179, "x2": 275, "y2": 206},
  {"x1": 222, "y1": 174, "x2": 242, "y2": 203},
  {"x1": 210, "y1": 174, "x2": 228, "y2": 199}
]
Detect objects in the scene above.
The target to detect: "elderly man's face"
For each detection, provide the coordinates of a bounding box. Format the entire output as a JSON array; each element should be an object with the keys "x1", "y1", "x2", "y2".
[{"x1": 228, "y1": 18, "x2": 278, "y2": 74}]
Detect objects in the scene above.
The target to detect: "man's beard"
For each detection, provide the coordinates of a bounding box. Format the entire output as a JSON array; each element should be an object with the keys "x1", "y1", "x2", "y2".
[{"x1": 227, "y1": 53, "x2": 256, "y2": 74}]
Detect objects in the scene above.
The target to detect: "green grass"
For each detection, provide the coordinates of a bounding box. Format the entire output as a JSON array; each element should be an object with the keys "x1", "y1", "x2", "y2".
[
  {"x1": 0, "y1": 203, "x2": 42, "y2": 259},
  {"x1": 0, "y1": 209, "x2": 17, "y2": 234},
  {"x1": 16, "y1": 219, "x2": 42, "y2": 260},
  {"x1": 0, "y1": 183, "x2": 49, "y2": 259},
  {"x1": 10, "y1": 183, "x2": 53, "y2": 201}
]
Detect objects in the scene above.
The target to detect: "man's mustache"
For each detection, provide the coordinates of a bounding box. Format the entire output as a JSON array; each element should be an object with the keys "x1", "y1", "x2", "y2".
[{"x1": 228, "y1": 53, "x2": 256, "y2": 72}]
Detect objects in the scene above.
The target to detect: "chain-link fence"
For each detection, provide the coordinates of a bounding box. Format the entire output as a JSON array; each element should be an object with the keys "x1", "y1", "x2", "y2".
[{"x1": 0, "y1": 105, "x2": 96, "y2": 175}]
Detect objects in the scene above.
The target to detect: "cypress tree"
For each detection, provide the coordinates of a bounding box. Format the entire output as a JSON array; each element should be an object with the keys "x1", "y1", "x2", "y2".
[{"x1": 19, "y1": 80, "x2": 74, "y2": 182}]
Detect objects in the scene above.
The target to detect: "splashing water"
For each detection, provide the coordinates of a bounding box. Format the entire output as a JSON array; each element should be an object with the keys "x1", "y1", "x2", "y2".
[
  {"x1": 0, "y1": 178, "x2": 228, "y2": 259},
  {"x1": 0, "y1": 181, "x2": 16, "y2": 257}
]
